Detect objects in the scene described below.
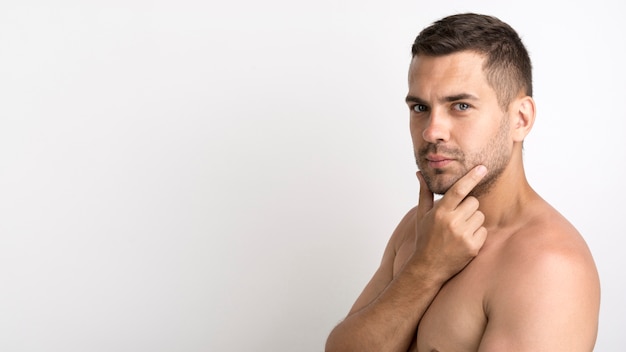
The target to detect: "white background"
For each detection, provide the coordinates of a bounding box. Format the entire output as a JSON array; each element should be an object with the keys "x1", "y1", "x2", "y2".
[{"x1": 0, "y1": 1, "x2": 624, "y2": 351}]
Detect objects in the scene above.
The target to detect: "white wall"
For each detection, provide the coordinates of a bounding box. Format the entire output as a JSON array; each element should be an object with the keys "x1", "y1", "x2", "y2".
[{"x1": 0, "y1": 1, "x2": 624, "y2": 351}]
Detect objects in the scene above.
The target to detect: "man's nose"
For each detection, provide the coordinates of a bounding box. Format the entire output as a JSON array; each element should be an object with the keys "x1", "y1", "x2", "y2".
[{"x1": 422, "y1": 111, "x2": 450, "y2": 143}]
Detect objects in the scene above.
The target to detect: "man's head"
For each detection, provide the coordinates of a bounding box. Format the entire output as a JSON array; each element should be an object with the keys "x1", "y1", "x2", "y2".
[
  {"x1": 407, "y1": 14, "x2": 536, "y2": 196},
  {"x1": 412, "y1": 13, "x2": 532, "y2": 110}
]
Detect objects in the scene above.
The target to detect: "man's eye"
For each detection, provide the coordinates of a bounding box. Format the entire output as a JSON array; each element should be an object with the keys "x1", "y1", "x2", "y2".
[
  {"x1": 413, "y1": 104, "x2": 428, "y2": 112},
  {"x1": 454, "y1": 103, "x2": 470, "y2": 111}
]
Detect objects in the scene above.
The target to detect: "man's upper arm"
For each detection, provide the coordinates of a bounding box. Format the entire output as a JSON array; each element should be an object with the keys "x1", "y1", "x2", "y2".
[{"x1": 478, "y1": 243, "x2": 600, "y2": 351}]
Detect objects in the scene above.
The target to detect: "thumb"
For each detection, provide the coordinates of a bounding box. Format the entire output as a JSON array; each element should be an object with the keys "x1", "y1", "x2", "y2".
[{"x1": 416, "y1": 171, "x2": 434, "y2": 216}]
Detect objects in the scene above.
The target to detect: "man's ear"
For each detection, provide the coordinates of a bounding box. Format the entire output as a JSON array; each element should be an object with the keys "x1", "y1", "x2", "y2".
[{"x1": 510, "y1": 96, "x2": 536, "y2": 142}]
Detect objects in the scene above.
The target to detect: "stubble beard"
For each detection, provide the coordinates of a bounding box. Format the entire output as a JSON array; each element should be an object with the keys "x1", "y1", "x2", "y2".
[{"x1": 415, "y1": 116, "x2": 511, "y2": 198}]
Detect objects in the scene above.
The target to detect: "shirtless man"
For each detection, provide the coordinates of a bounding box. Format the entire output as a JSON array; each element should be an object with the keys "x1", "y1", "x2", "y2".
[{"x1": 325, "y1": 13, "x2": 600, "y2": 352}]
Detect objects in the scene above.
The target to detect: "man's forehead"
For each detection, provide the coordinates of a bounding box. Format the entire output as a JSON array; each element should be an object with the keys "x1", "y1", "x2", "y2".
[
  {"x1": 407, "y1": 52, "x2": 495, "y2": 103},
  {"x1": 409, "y1": 52, "x2": 489, "y2": 85},
  {"x1": 409, "y1": 51, "x2": 487, "y2": 77}
]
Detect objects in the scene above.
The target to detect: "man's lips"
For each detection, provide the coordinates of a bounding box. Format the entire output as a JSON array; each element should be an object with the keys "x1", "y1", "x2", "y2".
[{"x1": 426, "y1": 155, "x2": 454, "y2": 168}]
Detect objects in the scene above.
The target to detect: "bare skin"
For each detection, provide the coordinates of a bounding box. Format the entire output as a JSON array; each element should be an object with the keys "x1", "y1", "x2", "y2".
[{"x1": 325, "y1": 51, "x2": 600, "y2": 352}]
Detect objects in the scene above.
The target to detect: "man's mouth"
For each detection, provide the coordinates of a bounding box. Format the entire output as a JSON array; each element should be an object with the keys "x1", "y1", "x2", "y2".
[{"x1": 426, "y1": 155, "x2": 454, "y2": 168}]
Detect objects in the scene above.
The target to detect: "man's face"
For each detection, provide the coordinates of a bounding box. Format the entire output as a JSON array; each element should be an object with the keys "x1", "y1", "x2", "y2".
[{"x1": 406, "y1": 51, "x2": 513, "y2": 196}]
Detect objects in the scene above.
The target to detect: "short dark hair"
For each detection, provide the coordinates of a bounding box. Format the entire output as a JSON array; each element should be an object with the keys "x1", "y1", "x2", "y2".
[{"x1": 411, "y1": 13, "x2": 532, "y2": 109}]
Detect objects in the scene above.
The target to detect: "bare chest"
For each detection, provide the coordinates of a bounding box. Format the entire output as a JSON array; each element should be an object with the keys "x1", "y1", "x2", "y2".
[{"x1": 394, "y1": 238, "x2": 497, "y2": 352}]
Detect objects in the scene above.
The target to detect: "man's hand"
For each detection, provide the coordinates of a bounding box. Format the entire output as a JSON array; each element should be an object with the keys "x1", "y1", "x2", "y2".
[
  {"x1": 411, "y1": 165, "x2": 489, "y2": 282},
  {"x1": 325, "y1": 165, "x2": 490, "y2": 352}
]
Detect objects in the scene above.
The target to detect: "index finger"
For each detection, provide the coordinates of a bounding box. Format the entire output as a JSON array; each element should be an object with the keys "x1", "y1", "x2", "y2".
[
  {"x1": 438, "y1": 165, "x2": 487, "y2": 210},
  {"x1": 416, "y1": 171, "x2": 434, "y2": 217}
]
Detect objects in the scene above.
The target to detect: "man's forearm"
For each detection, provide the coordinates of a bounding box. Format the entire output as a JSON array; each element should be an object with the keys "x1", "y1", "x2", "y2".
[{"x1": 325, "y1": 268, "x2": 443, "y2": 352}]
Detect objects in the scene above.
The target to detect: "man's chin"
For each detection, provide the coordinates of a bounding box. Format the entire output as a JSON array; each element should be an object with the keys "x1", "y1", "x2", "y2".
[
  {"x1": 430, "y1": 186, "x2": 452, "y2": 196},
  {"x1": 423, "y1": 174, "x2": 458, "y2": 195}
]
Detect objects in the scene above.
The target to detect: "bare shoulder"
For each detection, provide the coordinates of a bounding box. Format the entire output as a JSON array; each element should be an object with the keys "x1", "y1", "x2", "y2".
[
  {"x1": 498, "y1": 202, "x2": 597, "y2": 275},
  {"x1": 480, "y1": 201, "x2": 600, "y2": 351},
  {"x1": 391, "y1": 205, "x2": 419, "y2": 251},
  {"x1": 346, "y1": 205, "x2": 418, "y2": 315},
  {"x1": 493, "y1": 200, "x2": 599, "y2": 297}
]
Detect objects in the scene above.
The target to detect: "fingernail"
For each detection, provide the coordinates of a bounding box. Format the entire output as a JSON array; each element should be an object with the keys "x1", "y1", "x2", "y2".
[{"x1": 476, "y1": 165, "x2": 487, "y2": 176}]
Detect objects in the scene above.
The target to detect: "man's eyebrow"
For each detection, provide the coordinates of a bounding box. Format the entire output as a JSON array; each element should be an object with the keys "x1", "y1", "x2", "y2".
[
  {"x1": 405, "y1": 93, "x2": 479, "y2": 104},
  {"x1": 405, "y1": 95, "x2": 426, "y2": 104},
  {"x1": 442, "y1": 93, "x2": 479, "y2": 102}
]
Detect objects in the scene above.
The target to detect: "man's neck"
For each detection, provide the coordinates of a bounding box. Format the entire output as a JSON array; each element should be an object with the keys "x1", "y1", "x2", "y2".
[{"x1": 475, "y1": 162, "x2": 537, "y2": 232}]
